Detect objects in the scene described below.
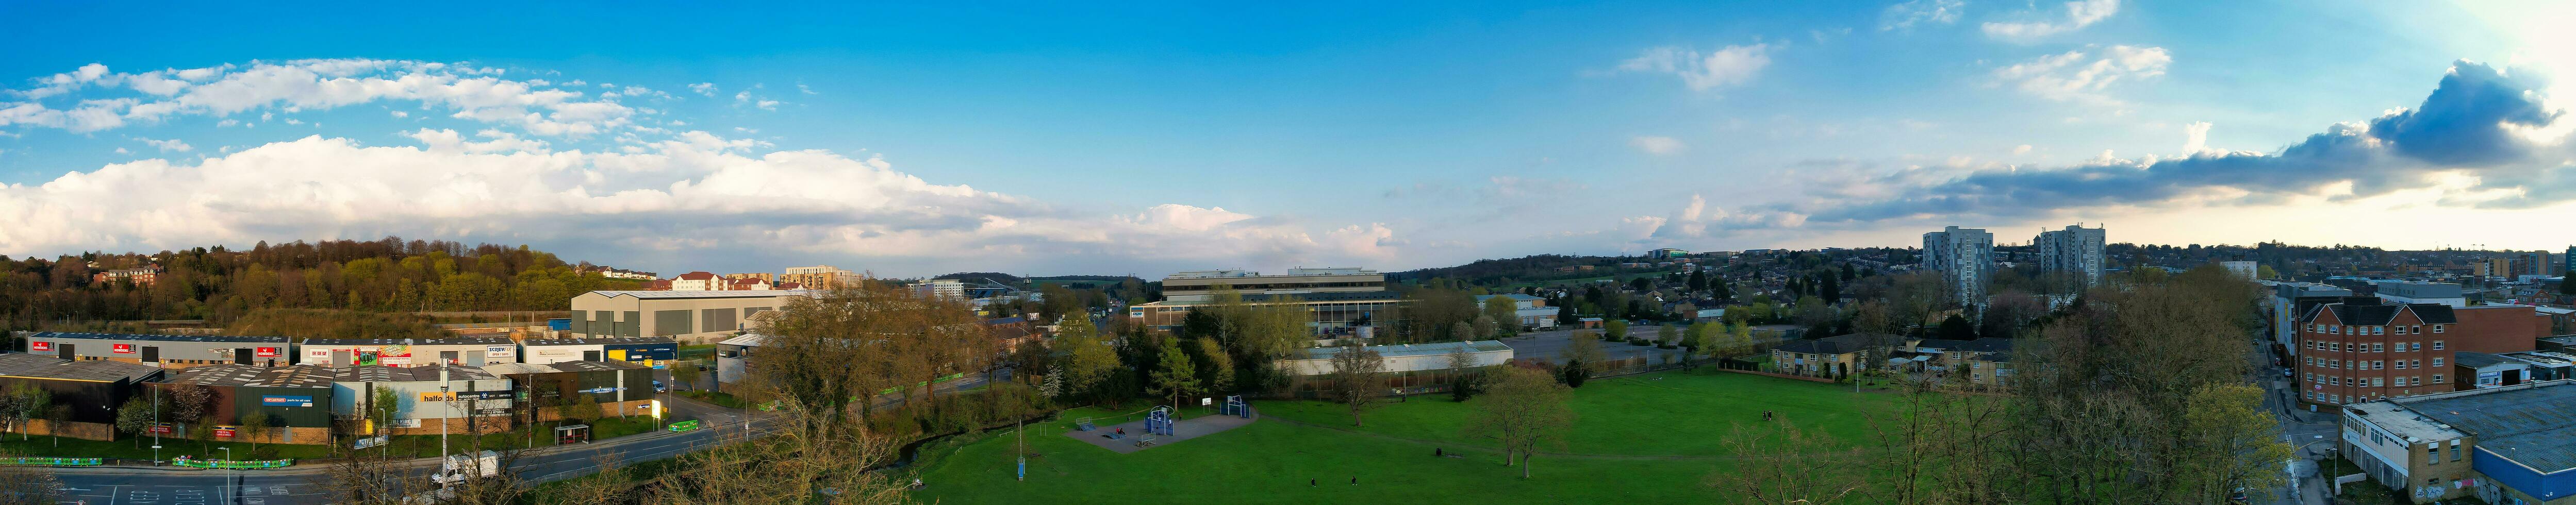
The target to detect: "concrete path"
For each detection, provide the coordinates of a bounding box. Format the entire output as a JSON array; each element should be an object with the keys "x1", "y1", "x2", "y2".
[{"x1": 1061, "y1": 409, "x2": 1259, "y2": 454}]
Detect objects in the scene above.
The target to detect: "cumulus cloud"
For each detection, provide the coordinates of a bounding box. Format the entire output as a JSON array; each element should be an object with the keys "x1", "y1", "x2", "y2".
[
  {"x1": 0, "y1": 129, "x2": 1405, "y2": 271},
  {"x1": 688, "y1": 82, "x2": 717, "y2": 97},
  {"x1": 0, "y1": 59, "x2": 639, "y2": 137},
  {"x1": 1630, "y1": 136, "x2": 1687, "y2": 155},
  {"x1": 134, "y1": 137, "x2": 192, "y2": 152},
  {"x1": 1617, "y1": 43, "x2": 1772, "y2": 92},
  {"x1": 2182, "y1": 121, "x2": 2214, "y2": 154},
  {"x1": 1983, "y1": 0, "x2": 2121, "y2": 41},
  {"x1": 1991, "y1": 45, "x2": 2170, "y2": 107},
  {"x1": 1703, "y1": 60, "x2": 2572, "y2": 232},
  {"x1": 1881, "y1": 0, "x2": 1964, "y2": 31}
]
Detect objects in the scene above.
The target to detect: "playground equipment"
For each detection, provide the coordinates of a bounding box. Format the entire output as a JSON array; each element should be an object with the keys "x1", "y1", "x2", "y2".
[
  {"x1": 1076, "y1": 417, "x2": 1097, "y2": 431},
  {"x1": 1144, "y1": 407, "x2": 1177, "y2": 436},
  {"x1": 1222, "y1": 395, "x2": 1250, "y2": 418}
]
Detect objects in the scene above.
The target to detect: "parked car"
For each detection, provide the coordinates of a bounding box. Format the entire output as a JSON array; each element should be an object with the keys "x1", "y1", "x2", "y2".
[{"x1": 652, "y1": 380, "x2": 668, "y2": 393}]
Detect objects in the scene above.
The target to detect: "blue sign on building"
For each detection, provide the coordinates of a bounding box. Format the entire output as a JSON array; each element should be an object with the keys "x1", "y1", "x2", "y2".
[{"x1": 260, "y1": 395, "x2": 314, "y2": 407}]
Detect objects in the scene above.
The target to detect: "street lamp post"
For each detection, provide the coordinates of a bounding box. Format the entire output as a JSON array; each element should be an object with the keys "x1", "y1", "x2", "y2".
[{"x1": 217, "y1": 446, "x2": 234, "y2": 505}]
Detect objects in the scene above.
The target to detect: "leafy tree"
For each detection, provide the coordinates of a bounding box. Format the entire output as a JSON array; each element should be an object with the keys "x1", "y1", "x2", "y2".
[
  {"x1": 1561, "y1": 360, "x2": 1589, "y2": 388},
  {"x1": 1481, "y1": 296, "x2": 1522, "y2": 338},
  {"x1": 1463, "y1": 366, "x2": 1574, "y2": 479},
  {"x1": 2177, "y1": 383, "x2": 2296, "y2": 502},
  {"x1": 1560, "y1": 330, "x2": 1607, "y2": 377},
  {"x1": 238, "y1": 411, "x2": 275, "y2": 454},
  {"x1": 1603, "y1": 320, "x2": 1628, "y2": 341},
  {"x1": 1055, "y1": 312, "x2": 1120, "y2": 401},
  {"x1": 1191, "y1": 338, "x2": 1236, "y2": 395},
  {"x1": 1149, "y1": 337, "x2": 1200, "y2": 411},
  {"x1": 1629, "y1": 277, "x2": 1652, "y2": 292},
  {"x1": 1323, "y1": 342, "x2": 1388, "y2": 426},
  {"x1": 1687, "y1": 270, "x2": 1708, "y2": 294},
  {"x1": 1657, "y1": 324, "x2": 1679, "y2": 347},
  {"x1": 115, "y1": 397, "x2": 155, "y2": 448},
  {"x1": 0, "y1": 384, "x2": 47, "y2": 441},
  {"x1": 1446, "y1": 350, "x2": 1484, "y2": 402}
]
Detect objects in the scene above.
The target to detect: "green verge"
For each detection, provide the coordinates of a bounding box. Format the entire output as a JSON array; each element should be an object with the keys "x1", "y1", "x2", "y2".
[{"x1": 910, "y1": 369, "x2": 1890, "y2": 504}]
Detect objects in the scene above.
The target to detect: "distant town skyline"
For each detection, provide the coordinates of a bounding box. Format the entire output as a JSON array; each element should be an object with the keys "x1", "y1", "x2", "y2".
[{"x1": 4, "y1": 2, "x2": 2575, "y2": 277}]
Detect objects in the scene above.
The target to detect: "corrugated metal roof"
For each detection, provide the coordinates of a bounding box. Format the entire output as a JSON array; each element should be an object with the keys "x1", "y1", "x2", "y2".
[
  {"x1": 585, "y1": 290, "x2": 817, "y2": 299},
  {"x1": 1294, "y1": 340, "x2": 1511, "y2": 360},
  {"x1": 0, "y1": 353, "x2": 162, "y2": 382},
  {"x1": 29, "y1": 332, "x2": 290, "y2": 344},
  {"x1": 2395, "y1": 380, "x2": 2576, "y2": 472},
  {"x1": 163, "y1": 364, "x2": 336, "y2": 388}
]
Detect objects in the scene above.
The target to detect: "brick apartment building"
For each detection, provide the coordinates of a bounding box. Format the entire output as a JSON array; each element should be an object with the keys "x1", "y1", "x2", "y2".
[{"x1": 2296, "y1": 298, "x2": 2545, "y2": 408}]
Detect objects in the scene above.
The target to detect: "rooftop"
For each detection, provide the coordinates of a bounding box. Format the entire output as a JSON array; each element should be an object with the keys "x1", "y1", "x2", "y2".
[
  {"x1": 325, "y1": 364, "x2": 496, "y2": 382},
  {"x1": 482, "y1": 360, "x2": 648, "y2": 376},
  {"x1": 27, "y1": 332, "x2": 290, "y2": 344},
  {"x1": 2386, "y1": 380, "x2": 2576, "y2": 472},
  {"x1": 519, "y1": 337, "x2": 680, "y2": 347},
  {"x1": 0, "y1": 353, "x2": 163, "y2": 382},
  {"x1": 162, "y1": 364, "x2": 337, "y2": 388},
  {"x1": 1291, "y1": 340, "x2": 1511, "y2": 361},
  {"x1": 582, "y1": 290, "x2": 817, "y2": 300},
  {"x1": 302, "y1": 336, "x2": 516, "y2": 346}
]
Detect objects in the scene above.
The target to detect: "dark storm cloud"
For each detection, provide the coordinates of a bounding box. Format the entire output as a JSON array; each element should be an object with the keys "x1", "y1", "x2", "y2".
[{"x1": 1796, "y1": 60, "x2": 2568, "y2": 225}]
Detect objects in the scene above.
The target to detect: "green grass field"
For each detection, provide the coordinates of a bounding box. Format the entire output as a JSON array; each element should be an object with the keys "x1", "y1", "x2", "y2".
[{"x1": 910, "y1": 369, "x2": 1890, "y2": 504}]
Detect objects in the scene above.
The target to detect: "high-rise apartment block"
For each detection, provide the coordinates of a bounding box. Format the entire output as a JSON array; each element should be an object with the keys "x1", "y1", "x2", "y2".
[
  {"x1": 782, "y1": 265, "x2": 861, "y2": 288},
  {"x1": 2034, "y1": 224, "x2": 2107, "y2": 290},
  {"x1": 1922, "y1": 226, "x2": 1995, "y2": 307}
]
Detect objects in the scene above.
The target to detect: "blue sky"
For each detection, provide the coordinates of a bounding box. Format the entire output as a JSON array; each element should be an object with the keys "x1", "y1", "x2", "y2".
[{"x1": 3, "y1": 1, "x2": 2573, "y2": 277}]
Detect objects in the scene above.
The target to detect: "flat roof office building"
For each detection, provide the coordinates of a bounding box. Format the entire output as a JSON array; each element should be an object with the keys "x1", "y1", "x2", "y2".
[
  {"x1": 18, "y1": 332, "x2": 291, "y2": 368},
  {"x1": 568, "y1": 290, "x2": 813, "y2": 344},
  {"x1": 0, "y1": 353, "x2": 165, "y2": 441},
  {"x1": 518, "y1": 337, "x2": 681, "y2": 367},
  {"x1": 299, "y1": 336, "x2": 518, "y2": 367},
  {"x1": 154, "y1": 364, "x2": 338, "y2": 445},
  {"x1": 325, "y1": 364, "x2": 514, "y2": 435}
]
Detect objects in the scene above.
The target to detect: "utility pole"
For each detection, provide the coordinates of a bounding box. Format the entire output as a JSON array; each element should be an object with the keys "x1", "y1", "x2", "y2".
[{"x1": 439, "y1": 365, "x2": 451, "y2": 458}]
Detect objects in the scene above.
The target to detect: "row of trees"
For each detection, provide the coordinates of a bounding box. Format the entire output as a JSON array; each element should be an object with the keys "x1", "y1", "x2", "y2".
[
  {"x1": 1716, "y1": 264, "x2": 2293, "y2": 504},
  {"x1": 0, "y1": 238, "x2": 643, "y2": 331}
]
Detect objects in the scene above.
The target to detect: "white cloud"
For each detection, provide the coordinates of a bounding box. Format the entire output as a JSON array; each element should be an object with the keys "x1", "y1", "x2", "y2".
[
  {"x1": 797, "y1": 84, "x2": 817, "y2": 95},
  {"x1": 1880, "y1": 0, "x2": 1964, "y2": 31},
  {"x1": 1983, "y1": 0, "x2": 2121, "y2": 41},
  {"x1": 1991, "y1": 45, "x2": 2170, "y2": 106},
  {"x1": 2182, "y1": 121, "x2": 2214, "y2": 154},
  {"x1": 0, "y1": 133, "x2": 1402, "y2": 269},
  {"x1": 1617, "y1": 43, "x2": 1772, "y2": 92},
  {"x1": 755, "y1": 99, "x2": 779, "y2": 110},
  {"x1": 389, "y1": 110, "x2": 408, "y2": 118},
  {"x1": 1629, "y1": 136, "x2": 1687, "y2": 155},
  {"x1": 2012, "y1": 144, "x2": 2034, "y2": 155},
  {"x1": 135, "y1": 137, "x2": 192, "y2": 152},
  {"x1": 0, "y1": 59, "x2": 640, "y2": 137},
  {"x1": 689, "y1": 82, "x2": 717, "y2": 97}
]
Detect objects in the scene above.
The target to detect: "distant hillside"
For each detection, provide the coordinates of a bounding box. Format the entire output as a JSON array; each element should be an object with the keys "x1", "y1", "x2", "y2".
[
  {"x1": 0, "y1": 238, "x2": 644, "y2": 331},
  {"x1": 1391, "y1": 254, "x2": 1634, "y2": 286}
]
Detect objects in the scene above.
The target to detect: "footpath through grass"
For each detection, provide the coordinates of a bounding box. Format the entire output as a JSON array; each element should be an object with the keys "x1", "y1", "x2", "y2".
[{"x1": 911, "y1": 368, "x2": 1892, "y2": 504}]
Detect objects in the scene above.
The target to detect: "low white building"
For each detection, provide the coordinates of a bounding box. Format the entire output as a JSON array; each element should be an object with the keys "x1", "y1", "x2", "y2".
[{"x1": 1277, "y1": 340, "x2": 1514, "y2": 376}]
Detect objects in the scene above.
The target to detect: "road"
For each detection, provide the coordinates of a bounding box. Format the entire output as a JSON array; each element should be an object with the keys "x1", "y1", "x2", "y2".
[
  {"x1": 46, "y1": 371, "x2": 994, "y2": 504},
  {"x1": 2253, "y1": 335, "x2": 2339, "y2": 505}
]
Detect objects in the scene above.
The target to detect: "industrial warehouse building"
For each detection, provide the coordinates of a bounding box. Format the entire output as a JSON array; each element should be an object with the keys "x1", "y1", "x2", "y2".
[
  {"x1": 18, "y1": 332, "x2": 290, "y2": 368},
  {"x1": 483, "y1": 361, "x2": 656, "y2": 422},
  {"x1": 567, "y1": 290, "x2": 813, "y2": 344},
  {"x1": 155, "y1": 365, "x2": 338, "y2": 445},
  {"x1": 0, "y1": 353, "x2": 164, "y2": 441},
  {"x1": 1276, "y1": 341, "x2": 1514, "y2": 399},
  {"x1": 326, "y1": 364, "x2": 515, "y2": 435},
  {"x1": 517, "y1": 337, "x2": 680, "y2": 368},
  {"x1": 1127, "y1": 268, "x2": 1409, "y2": 335},
  {"x1": 299, "y1": 336, "x2": 518, "y2": 367}
]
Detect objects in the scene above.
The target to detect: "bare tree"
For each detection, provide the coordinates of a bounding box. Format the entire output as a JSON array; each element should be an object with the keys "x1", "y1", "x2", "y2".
[
  {"x1": 1708, "y1": 416, "x2": 1866, "y2": 504},
  {"x1": 0, "y1": 449, "x2": 60, "y2": 505},
  {"x1": 1324, "y1": 341, "x2": 1389, "y2": 427},
  {"x1": 1462, "y1": 366, "x2": 1573, "y2": 478}
]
